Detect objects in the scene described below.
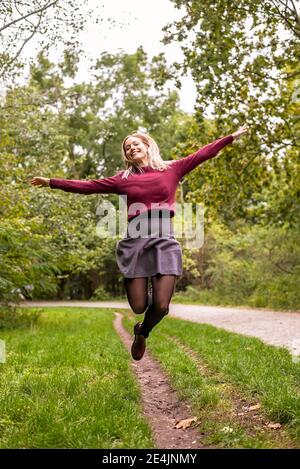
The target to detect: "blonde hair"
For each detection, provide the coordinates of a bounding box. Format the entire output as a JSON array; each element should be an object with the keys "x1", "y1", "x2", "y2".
[{"x1": 120, "y1": 132, "x2": 171, "y2": 179}]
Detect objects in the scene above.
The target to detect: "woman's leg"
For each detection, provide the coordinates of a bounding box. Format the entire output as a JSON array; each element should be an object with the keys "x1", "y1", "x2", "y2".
[
  {"x1": 124, "y1": 277, "x2": 149, "y2": 361},
  {"x1": 124, "y1": 277, "x2": 148, "y2": 314},
  {"x1": 140, "y1": 274, "x2": 177, "y2": 338}
]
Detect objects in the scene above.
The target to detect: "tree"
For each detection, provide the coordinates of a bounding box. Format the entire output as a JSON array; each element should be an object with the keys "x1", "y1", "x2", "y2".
[
  {"x1": 0, "y1": 47, "x2": 189, "y2": 302},
  {"x1": 0, "y1": 0, "x2": 103, "y2": 82},
  {"x1": 270, "y1": 0, "x2": 300, "y2": 37},
  {"x1": 162, "y1": 0, "x2": 300, "y2": 226},
  {"x1": 90, "y1": 47, "x2": 181, "y2": 174}
]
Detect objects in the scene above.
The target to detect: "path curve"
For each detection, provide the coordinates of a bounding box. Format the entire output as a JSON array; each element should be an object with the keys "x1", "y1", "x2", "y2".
[
  {"x1": 114, "y1": 312, "x2": 206, "y2": 449},
  {"x1": 19, "y1": 300, "x2": 300, "y2": 355}
]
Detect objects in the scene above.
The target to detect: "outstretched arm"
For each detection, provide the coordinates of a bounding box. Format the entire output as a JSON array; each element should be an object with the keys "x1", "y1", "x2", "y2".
[
  {"x1": 232, "y1": 124, "x2": 248, "y2": 140},
  {"x1": 31, "y1": 177, "x2": 50, "y2": 187},
  {"x1": 172, "y1": 124, "x2": 248, "y2": 179},
  {"x1": 30, "y1": 175, "x2": 121, "y2": 194}
]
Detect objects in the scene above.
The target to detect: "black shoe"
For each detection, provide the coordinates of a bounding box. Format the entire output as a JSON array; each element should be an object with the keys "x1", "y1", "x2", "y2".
[{"x1": 131, "y1": 322, "x2": 146, "y2": 361}]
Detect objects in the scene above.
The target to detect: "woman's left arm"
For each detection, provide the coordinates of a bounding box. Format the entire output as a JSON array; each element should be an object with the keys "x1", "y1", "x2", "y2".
[{"x1": 172, "y1": 124, "x2": 248, "y2": 179}]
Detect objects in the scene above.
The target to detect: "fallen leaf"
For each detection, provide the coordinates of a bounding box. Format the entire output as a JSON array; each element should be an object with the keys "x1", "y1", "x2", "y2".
[
  {"x1": 242, "y1": 403, "x2": 261, "y2": 412},
  {"x1": 175, "y1": 417, "x2": 197, "y2": 429},
  {"x1": 267, "y1": 422, "x2": 281, "y2": 429},
  {"x1": 248, "y1": 404, "x2": 261, "y2": 411}
]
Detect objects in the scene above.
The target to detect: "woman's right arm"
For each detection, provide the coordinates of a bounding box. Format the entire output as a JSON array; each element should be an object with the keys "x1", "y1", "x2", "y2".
[
  {"x1": 30, "y1": 175, "x2": 121, "y2": 194},
  {"x1": 31, "y1": 177, "x2": 50, "y2": 187}
]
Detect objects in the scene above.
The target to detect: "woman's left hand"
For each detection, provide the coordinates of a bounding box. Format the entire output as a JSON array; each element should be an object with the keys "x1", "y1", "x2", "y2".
[{"x1": 232, "y1": 124, "x2": 249, "y2": 140}]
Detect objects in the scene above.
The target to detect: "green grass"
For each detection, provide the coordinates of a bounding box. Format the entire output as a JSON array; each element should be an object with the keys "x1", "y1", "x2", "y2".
[
  {"x1": 171, "y1": 286, "x2": 300, "y2": 311},
  {"x1": 2, "y1": 307, "x2": 299, "y2": 449},
  {"x1": 0, "y1": 308, "x2": 154, "y2": 449},
  {"x1": 123, "y1": 314, "x2": 300, "y2": 448},
  {"x1": 90, "y1": 288, "x2": 300, "y2": 312}
]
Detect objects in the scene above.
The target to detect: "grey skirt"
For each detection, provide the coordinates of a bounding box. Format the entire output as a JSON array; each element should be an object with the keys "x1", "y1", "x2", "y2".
[{"x1": 115, "y1": 211, "x2": 183, "y2": 278}]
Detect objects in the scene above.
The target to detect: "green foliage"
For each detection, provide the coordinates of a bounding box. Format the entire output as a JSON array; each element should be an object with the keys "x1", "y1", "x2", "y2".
[
  {"x1": 175, "y1": 221, "x2": 300, "y2": 310},
  {"x1": 163, "y1": 0, "x2": 300, "y2": 227},
  {"x1": 158, "y1": 1, "x2": 300, "y2": 306},
  {"x1": 0, "y1": 48, "x2": 187, "y2": 304},
  {"x1": 91, "y1": 286, "x2": 114, "y2": 301},
  {"x1": 1, "y1": 4, "x2": 299, "y2": 306},
  {"x1": 0, "y1": 149, "x2": 60, "y2": 304}
]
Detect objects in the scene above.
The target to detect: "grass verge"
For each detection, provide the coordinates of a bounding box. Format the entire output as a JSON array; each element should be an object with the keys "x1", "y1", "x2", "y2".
[
  {"x1": 0, "y1": 307, "x2": 154, "y2": 449},
  {"x1": 123, "y1": 313, "x2": 300, "y2": 448},
  {"x1": 171, "y1": 287, "x2": 300, "y2": 312}
]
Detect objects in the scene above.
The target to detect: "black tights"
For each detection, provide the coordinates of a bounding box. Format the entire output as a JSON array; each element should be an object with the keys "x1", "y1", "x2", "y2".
[{"x1": 124, "y1": 274, "x2": 177, "y2": 338}]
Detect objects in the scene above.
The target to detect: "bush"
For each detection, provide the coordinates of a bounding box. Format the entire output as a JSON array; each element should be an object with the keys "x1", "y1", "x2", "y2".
[
  {"x1": 90, "y1": 285, "x2": 112, "y2": 301},
  {"x1": 175, "y1": 221, "x2": 300, "y2": 311},
  {"x1": 205, "y1": 222, "x2": 300, "y2": 310}
]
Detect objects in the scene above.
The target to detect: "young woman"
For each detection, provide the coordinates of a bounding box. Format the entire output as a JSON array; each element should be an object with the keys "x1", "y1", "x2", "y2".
[{"x1": 31, "y1": 124, "x2": 248, "y2": 360}]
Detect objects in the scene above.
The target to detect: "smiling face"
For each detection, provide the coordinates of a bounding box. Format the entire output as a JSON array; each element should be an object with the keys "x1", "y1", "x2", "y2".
[{"x1": 124, "y1": 136, "x2": 149, "y2": 166}]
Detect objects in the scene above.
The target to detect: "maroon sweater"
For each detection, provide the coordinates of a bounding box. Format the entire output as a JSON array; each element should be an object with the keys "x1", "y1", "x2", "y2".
[{"x1": 50, "y1": 134, "x2": 234, "y2": 221}]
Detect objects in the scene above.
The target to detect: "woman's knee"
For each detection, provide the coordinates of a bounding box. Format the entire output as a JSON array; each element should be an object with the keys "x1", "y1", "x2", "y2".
[
  {"x1": 131, "y1": 301, "x2": 148, "y2": 315},
  {"x1": 153, "y1": 302, "x2": 169, "y2": 317}
]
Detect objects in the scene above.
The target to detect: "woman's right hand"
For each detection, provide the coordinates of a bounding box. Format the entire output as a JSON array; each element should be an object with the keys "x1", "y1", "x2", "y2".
[{"x1": 31, "y1": 177, "x2": 50, "y2": 187}]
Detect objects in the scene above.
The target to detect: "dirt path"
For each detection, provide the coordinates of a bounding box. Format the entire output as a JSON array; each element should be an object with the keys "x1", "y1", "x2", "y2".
[
  {"x1": 116, "y1": 313, "x2": 294, "y2": 449},
  {"x1": 113, "y1": 312, "x2": 206, "y2": 449},
  {"x1": 20, "y1": 300, "x2": 300, "y2": 355}
]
